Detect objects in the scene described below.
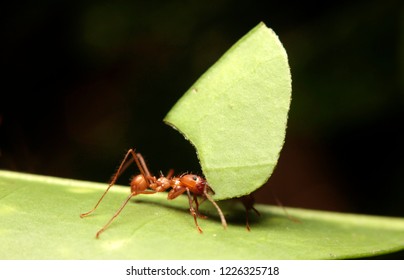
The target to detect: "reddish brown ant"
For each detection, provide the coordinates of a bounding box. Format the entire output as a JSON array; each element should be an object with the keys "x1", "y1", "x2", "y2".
[{"x1": 80, "y1": 148, "x2": 227, "y2": 238}]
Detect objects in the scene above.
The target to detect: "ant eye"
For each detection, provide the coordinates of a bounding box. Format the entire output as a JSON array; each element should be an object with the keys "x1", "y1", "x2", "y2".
[{"x1": 192, "y1": 176, "x2": 197, "y2": 181}]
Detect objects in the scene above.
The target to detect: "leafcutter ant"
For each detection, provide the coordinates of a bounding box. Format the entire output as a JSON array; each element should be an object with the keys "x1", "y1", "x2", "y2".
[{"x1": 80, "y1": 149, "x2": 227, "y2": 238}]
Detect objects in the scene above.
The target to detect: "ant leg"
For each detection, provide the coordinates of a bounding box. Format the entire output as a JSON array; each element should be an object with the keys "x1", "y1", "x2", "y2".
[
  {"x1": 133, "y1": 152, "x2": 153, "y2": 184},
  {"x1": 166, "y1": 169, "x2": 174, "y2": 179},
  {"x1": 203, "y1": 187, "x2": 227, "y2": 229},
  {"x1": 95, "y1": 190, "x2": 156, "y2": 238},
  {"x1": 186, "y1": 189, "x2": 203, "y2": 233},
  {"x1": 245, "y1": 209, "x2": 260, "y2": 231},
  {"x1": 193, "y1": 195, "x2": 207, "y2": 219},
  {"x1": 241, "y1": 194, "x2": 260, "y2": 231},
  {"x1": 80, "y1": 148, "x2": 138, "y2": 218}
]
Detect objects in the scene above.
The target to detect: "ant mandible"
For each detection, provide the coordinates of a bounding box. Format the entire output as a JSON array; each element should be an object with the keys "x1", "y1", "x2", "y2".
[{"x1": 80, "y1": 148, "x2": 227, "y2": 238}]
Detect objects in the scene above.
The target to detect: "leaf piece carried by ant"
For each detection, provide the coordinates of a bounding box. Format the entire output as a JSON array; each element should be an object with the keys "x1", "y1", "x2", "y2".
[{"x1": 164, "y1": 22, "x2": 292, "y2": 200}]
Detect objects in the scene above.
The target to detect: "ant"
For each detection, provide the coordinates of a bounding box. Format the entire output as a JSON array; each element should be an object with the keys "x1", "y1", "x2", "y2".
[{"x1": 80, "y1": 148, "x2": 227, "y2": 238}]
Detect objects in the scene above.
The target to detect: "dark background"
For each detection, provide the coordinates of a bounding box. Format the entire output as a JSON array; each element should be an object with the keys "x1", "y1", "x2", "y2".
[{"x1": 1, "y1": 0, "x2": 403, "y2": 217}]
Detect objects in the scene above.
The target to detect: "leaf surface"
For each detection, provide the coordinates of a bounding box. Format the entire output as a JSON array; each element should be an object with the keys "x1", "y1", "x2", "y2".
[{"x1": 1, "y1": 171, "x2": 404, "y2": 260}]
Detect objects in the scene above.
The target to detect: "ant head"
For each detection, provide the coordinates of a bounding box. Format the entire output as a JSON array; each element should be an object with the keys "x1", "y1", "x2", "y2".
[{"x1": 180, "y1": 174, "x2": 207, "y2": 194}]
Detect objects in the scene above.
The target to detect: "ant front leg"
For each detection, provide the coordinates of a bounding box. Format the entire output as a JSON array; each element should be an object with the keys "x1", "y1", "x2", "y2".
[
  {"x1": 167, "y1": 185, "x2": 203, "y2": 232},
  {"x1": 186, "y1": 189, "x2": 203, "y2": 233},
  {"x1": 192, "y1": 195, "x2": 207, "y2": 219}
]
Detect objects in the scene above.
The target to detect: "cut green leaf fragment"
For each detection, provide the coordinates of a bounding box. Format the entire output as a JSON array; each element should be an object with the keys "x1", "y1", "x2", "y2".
[
  {"x1": 164, "y1": 22, "x2": 292, "y2": 200},
  {"x1": 1, "y1": 171, "x2": 404, "y2": 260}
]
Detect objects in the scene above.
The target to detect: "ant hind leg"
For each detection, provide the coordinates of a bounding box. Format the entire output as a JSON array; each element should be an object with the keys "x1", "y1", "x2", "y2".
[
  {"x1": 80, "y1": 148, "x2": 138, "y2": 218},
  {"x1": 95, "y1": 190, "x2": 156, "y2": 238}
]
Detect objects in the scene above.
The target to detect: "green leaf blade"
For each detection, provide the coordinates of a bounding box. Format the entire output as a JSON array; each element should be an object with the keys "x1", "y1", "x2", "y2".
[
  {"x1": 1, "y1": 171, "x2": 404, "y2": 260},
  {"x1": 164, "y1": 22, "x2": 292, "y2": 200}
]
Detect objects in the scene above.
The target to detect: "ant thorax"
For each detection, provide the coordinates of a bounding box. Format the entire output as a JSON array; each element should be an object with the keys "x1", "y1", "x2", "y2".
[{"x1": 154, "y1": 176, "x2": 171, "y2": 192}]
